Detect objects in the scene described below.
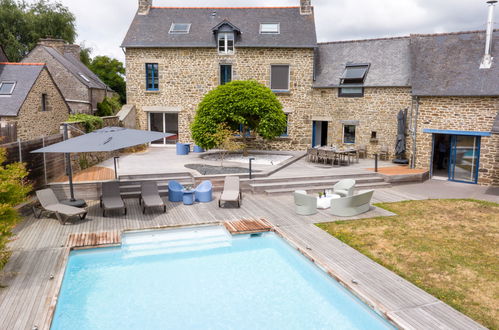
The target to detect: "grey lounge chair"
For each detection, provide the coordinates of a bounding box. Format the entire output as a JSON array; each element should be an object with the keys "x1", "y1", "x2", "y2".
[
  {"x1": 100, "y1": 181, "x2": 126, "y2": 217},
  {"x1": 333, "y1": 179, "x2": 356, "y2": 197},
  {"x1": 294, "y1": 190, "x2": 318, "y2": 215},
  {"x1": 34, "y1": 188, "x2": 87, "y2": 225},
  {"x1": 139, "y1": 181, "x2": 166, "y2": 214},
  {"x1": 219, "y1": 176, "x2": 242, "y2": 208},
  {"x1": 330, "y1": 190, "x2": 374, "y2": 217}
]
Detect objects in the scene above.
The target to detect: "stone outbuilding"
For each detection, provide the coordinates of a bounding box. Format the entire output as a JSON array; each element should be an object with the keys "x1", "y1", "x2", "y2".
[
  {"x1": 22, "y1": 39, "x2": 114, "y2": 114},
  {"x1": 0, "y1": 63, "x2": 70, "y2": 141}
]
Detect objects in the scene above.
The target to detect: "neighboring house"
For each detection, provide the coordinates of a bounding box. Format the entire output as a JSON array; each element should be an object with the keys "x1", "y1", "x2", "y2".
[
  {"x1": 122, "y1": 0, "x2": 316, "y2": 146},
  {"x1": 0, "y1": 45, "x2": 8, "y2": 62},
  {"x1": 0, "y1": 63, "x2": 70, "y2": 141},
  {"x1": 22, "y1": 39, "x2": 114, "y2": 114},
  {"x1": 122, "y1": 0, "x2": 498, "y2": 185}
]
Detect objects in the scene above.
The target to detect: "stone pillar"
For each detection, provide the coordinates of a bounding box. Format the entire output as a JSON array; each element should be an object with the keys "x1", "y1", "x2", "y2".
[
  {"x1": 138, "y1": 0, "x2": 152, "y2": 15},
  {"x1": 300, "y1": 0, "x2": 312, "y2": 15},
  {"x1": 38, "y1": 38, "x2": 66, "y2": 54},
  {"x1": 63, "y1": 44, "x2": 81, "y2": 59}
]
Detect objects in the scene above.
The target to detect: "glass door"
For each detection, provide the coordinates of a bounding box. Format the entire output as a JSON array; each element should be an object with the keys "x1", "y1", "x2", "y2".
[
  {"x1": 149, "y1": 112, "x2": 165, "y2": 145},
  {"x1": 149, "y1": 112, "x2": 179, "y2": 145},
  {"x1": 449, "y1": 135, "x2": 480, "y2": 183}
]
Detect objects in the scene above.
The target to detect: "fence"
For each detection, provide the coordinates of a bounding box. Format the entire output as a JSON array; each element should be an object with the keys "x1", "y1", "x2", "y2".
[
  {"x1": 0, "y1": 134, "x2": 66, "y2": 189},
  {"x1": 0, "y1": 122, "x2": 17, "y2": 144}
]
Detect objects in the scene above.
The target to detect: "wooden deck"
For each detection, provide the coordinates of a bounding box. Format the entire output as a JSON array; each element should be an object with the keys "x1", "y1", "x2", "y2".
[
  {"x1": 366, "y1": 165, "x2": 428, "y2": 175},
  {"x1": 0, "y1": 190, "x2": 485, "y2": 330},
  {"x1": 53, "y1": 166, "x2": 115, "y2": 183},
  {"x1": 224, "y1": 218, "x2": 273, "y2": 234}
]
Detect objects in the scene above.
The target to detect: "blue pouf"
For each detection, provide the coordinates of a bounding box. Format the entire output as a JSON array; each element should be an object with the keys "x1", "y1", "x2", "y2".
[{"x1": 193, "y1": 145, "x2": 205, "y2": 153}]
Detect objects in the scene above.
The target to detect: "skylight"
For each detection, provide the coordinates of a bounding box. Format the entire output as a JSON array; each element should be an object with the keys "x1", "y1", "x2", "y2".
[
  {"x1": 260, "y1": 23, "x2": 280, "y2": 34},
  {"x1": 340, "y1": 63, "x2": 369, "y2": 84},
  {"x1": 0, "y1": 81, "x2": 15, "y2": 95},
  {"x1": 79, "y1": 73, "x2": 90, "y2": 82},
  {"x1": 169, "y1": 23, "x2": 191, "y2": 34}
]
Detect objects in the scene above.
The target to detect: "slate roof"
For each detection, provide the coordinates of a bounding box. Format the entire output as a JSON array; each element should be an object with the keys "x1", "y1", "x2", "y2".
[
  {"x1": 0, "y1": 63, "x2": 44, "y2": 117},
  {"x1": 314, "y1": 37, "x2": 411, "y2": 88},
  {"x1": 0, "y1": 46, "x2": 8, "y2": 62},
  {"x1": 121, "y1": 6, "x2": 317, "y2": 48},
  {"x1": 42, "y1": 46, "x2": 109, "y2": 90},
  {"x1": 411, "y1": 30, "x2": 499, "y2": 96}
]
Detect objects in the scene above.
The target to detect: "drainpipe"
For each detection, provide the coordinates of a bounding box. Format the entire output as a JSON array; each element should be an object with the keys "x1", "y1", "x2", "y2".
[
  {"x1": 410, "y1": 96, "x2": 420, "y2": 169},
  {"x1": 480, "y1": 0, "x2": 497, "y2": 69}
]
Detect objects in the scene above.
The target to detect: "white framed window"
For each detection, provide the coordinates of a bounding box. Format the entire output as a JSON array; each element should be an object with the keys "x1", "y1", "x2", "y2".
[
  {"x1": 169, "y1": 23, "x2": 191, "y2": 34},
  {"x1": 260, "y1": 23, "x2": 280, "y2": 34},
  {"x1": 0, "y1": 81, "x2": 16, "y2": 95},
  {"x1": 218, "y1": 32, "x2": 235, "y2": 55},
  {"x1": 270, "y1": 65, "x2": 290, "y2": 92},
  {"x1": 78, "y1": 73, "x2": 90, "y2": 83}
]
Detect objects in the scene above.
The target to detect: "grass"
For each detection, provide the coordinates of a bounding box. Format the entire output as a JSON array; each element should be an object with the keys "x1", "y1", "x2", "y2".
[{"x1": 316, "y1": 199, "x2": 499, "y2": 329}]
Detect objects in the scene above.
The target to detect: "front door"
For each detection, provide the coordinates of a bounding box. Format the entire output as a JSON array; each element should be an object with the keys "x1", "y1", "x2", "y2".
[
  {"x1": 149, "y1": 112, "x2": 178, "y2": 145},
  {"x1": 449, "y1": 135, "x2": 480, "y2": 183},
  {"x1": 312, "y1": 121, "x2": 328, "y2": 147}
]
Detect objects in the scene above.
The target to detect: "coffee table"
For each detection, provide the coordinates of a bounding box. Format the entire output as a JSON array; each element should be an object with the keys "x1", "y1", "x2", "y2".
[{"x1": 316, "y1": 194, "x2": 341, "y2": 209}]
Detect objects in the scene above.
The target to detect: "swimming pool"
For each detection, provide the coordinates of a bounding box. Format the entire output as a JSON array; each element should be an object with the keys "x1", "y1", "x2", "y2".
[{"x1": 51, "y1": 226, "x2": 394, "y2": 329}]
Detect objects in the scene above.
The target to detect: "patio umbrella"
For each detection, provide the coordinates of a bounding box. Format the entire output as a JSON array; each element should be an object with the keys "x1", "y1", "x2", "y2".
[
  {"x1": 394, "y1": 109, "x2": 408, "y2": 164},
  {"x1": 32, "y1": 125, "x2": 174, "y2": 206}
]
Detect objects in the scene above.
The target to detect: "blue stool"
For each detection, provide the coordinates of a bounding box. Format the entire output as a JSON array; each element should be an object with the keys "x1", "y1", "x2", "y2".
[
  {"x1": 182, "y1": 190, "x2": 195, "y2": 205},
  {"x1": 176, "y1": 143, "x2": 191, "y2": 155}
]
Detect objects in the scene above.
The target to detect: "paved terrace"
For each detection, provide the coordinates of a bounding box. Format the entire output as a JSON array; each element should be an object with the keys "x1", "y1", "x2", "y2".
[{"x1": 1, "y1": 181, "x2": 496, "y2": 329}]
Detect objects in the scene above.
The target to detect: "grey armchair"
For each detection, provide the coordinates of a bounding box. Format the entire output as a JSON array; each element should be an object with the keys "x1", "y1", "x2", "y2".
[
  {"x1": 294, "y1": 190, "x2": 317, "y2": 215},
  {"x1": 333, "y1": 179, "x2": 356, "y2": 197}
]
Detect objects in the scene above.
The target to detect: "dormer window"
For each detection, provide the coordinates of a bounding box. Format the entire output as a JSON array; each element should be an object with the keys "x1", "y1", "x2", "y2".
[
  {"x1": 169, "y1": 23, "x2": 191, "y2": 34},
  {"x1": 260, "y1": 23, "x2": 280, "y2": 34},
  {"x1": 0, "y1": 81, "x2": 15, "y2": 95},
  {"x1": 218, "y1": 32, "x2": 235, "y2": 55},
  {"x1": 339, "y1": 63, "x2": 370, "y2": 97}
]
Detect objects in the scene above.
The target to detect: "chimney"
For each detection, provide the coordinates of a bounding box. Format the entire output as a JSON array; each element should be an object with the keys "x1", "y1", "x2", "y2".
[
  {"x1": 63, "y1": 44, "x2": 81, "y2": 59},
  {"x1": 38, "y1": 38, "x2": 66, "y2": 54},
  {"x1": 480, "y1": 0, "x2": 497, "y2": 69},
  {"x1": 138, "y1": 0, "x2": 152, "y2": 15},
  {"x1": 300, "y1": 0, "x2": 312, "y2": 15}
]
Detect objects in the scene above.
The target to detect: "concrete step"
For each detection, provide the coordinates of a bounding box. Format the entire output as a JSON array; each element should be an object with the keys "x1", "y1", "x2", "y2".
[
  {"x1": 264, "y1": 181, "x2": 391, "y2": 195},
  {"x1": 119, "y1": 172, "x2": 193, "y2": 181},
  {"x1": 250, "y1": 177, "x2": 385, "y2": 192},
  {"x1": 250, "y1": 172, "x2": 377, "y2": 185}
]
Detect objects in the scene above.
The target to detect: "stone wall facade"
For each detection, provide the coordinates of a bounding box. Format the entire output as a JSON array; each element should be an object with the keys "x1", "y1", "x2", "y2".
[
  {"x1": 414, "y1": 96, "x2": 499, "y2": 185},
  {"x1": 2, "y1": 68, "x2": 69, "y2": 140}
]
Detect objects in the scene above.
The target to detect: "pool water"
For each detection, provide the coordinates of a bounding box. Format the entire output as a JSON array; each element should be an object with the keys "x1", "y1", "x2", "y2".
[{"x1": 51, "y1": 226, "x2": 394, "y2": 330}]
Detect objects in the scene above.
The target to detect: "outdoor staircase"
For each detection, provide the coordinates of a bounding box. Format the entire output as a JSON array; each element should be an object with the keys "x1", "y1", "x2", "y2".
[
  {"x1": 247, "y1": 173, "x2": 391, "y2": 195},
  {"x1": 118, "y1": 172, "x2": 194, "y2": 198}
]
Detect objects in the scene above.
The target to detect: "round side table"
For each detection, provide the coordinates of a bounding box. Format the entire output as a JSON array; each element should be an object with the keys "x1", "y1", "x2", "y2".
[{"x1": 182, "y1": 190, "x2": 195, "y2": 205}]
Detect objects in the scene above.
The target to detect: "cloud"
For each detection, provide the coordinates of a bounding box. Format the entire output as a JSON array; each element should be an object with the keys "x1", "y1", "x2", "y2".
[{"x1": 23, "y1": 0, "x2": 497, "y2": 62}]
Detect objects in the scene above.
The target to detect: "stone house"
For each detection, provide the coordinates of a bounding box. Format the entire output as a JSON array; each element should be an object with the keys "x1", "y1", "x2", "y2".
[
  {"x1": 122, "y1": 0, "x2": 498, "y2": 185},
  {"x1": 0, "y1": 63, "x2": 70, "y2": 141},
  {"x1": 22, "y1": 39, "x2": 114, "y2": 114},
  {"x1": 0, "y1": 45, "x2": 8, "y2": 62}
]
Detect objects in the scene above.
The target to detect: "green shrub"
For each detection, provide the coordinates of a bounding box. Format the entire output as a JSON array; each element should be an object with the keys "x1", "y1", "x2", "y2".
[
  {"x1": 68, "y1": 114, "x2": 104, "y2": 132},
  {"x1": 96, "y1": 95, "x2": 122, "y2": 117},
  {"x1": 0, "y1": 148, "x2": 30, "y2": 270},
  {"x1": 191, "y1": 80, "x2": 287, "y2": 150}
]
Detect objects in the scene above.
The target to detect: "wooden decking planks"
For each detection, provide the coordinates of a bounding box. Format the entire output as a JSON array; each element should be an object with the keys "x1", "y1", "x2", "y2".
[
  {"x1": 0, "y1": 190, "x2": 486, "y2": 330},
  {"x1": 224, "y1": 218, "x2": 273, "y2": 234},
  {"x1": 53, "y1": 166, "x2": 115, "y2": 183},
  {"x1": 66, "y1": 231, "x2": 121, "y2": 248}
]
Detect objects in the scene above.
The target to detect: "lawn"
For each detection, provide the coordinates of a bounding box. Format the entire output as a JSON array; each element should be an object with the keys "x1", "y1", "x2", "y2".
[{"x1": 317, "y1": 199, "x2": 499, "y2": 329}]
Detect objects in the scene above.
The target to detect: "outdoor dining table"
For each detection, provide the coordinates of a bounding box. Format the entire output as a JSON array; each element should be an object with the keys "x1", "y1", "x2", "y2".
[{"x1": 316, "y1": 147, "x2": 358, "y2": 165}]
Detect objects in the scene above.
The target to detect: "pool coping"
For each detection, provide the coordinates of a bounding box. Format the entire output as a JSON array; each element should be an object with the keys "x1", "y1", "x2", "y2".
[{"x1": 44, "y1": 221, "x2": 400, "y2": 330}]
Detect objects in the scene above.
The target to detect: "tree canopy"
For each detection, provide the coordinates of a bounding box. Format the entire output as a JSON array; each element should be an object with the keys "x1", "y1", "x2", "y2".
[
  {"x1": 87, "y1": 55, "x2": 126, "y2": 103},
  {"x1": 0, "y1": 0, "x2": 76, "y2": 62},
  {"x1": 191, "y1": 80, "x2": 287, "y2": 150}
]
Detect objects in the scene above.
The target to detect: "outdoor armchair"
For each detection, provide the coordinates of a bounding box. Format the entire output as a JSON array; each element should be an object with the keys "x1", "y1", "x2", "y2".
[
  {"x1": 195, "y1": 180, "x2": 213, "y2": 203},
  {"x1": 219, "y1": 176, "x2": 242, "y2": 208},
  {"x1": 100, "y1": 181, "x2": 126, "y2": 217},
  {"x1": 333, "y1": 179, "x2": 356, "y2": 197},
  {"x1": 140, "y1": 181, "x2": 166, "y2": 214},
  {"x1": 168, "y1": 180, "x2": 184, "y2": 202},
  {"x1": 294, "y1": 190, "x2": 318, "y2": 215},
  {"x1": 330, "y1": 190, "x2": 374, "y2": 217},
  {"x1": 34, "y1": 188, "x2": 87, "y2": 225}
]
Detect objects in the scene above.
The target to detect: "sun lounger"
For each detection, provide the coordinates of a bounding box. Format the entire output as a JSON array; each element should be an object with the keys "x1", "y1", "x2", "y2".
[
  {"x1": 333, "y1": 179, "x2": 356, "y2": 197},
  {"x1": 294, "y1": 190, "x2": 318, "y2": 215},
  {"x1": 330, "y1": 190, "x2": 374, "y2": 217},
  {"x1": 140, "y1": 181, "x2": 166, "y2": 214},
  {"x1": 219, "y1": 176, "x2": 242, "y2": 208},
  {"x1": 100, "y1": 181, "x2": 126, "y2": 217},
  {"x1": 34, "y1": 188, "x2": 87, "y2": 225}
]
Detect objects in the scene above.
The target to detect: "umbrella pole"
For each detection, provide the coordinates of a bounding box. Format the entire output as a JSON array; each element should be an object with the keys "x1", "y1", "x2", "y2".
[{"x1": 63, "y1": 124, "x2": 76, "y2": 201}]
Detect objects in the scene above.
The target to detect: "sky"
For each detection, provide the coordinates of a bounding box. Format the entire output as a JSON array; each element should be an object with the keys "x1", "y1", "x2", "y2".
[{"x1": 25, "y1": 0, "x2": 498, "y2": 63}]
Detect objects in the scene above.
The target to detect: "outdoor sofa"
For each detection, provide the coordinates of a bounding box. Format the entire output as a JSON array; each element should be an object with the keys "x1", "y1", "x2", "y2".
[{"x1": 330, "y1": 190, "x2": 374, "y2": 217}]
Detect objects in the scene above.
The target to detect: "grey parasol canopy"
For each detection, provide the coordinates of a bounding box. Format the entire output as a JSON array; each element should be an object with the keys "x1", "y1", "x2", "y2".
[
  {"x1": 32, "y1": 127, "x2": 173, "y2": 153},
  {"x1": 394, "y1": 109, "x2": 407, "y2": 157}
]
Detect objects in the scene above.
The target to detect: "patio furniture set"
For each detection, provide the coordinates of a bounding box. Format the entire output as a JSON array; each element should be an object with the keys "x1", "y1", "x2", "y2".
[
  {"x1": 307, "y1": 147, "x2": 359, "y2": 166},
  {"x1": 293, "y1": 179, "x2": 375, "y2": 217}
]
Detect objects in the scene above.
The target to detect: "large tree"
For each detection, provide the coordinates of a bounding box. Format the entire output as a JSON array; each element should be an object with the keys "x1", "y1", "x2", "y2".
[
  {"x1": 191, "y1": 80, "x2": 287, "y2": 150},
  {"x1": 0, "y1": 0, "x2": 76, "y2": 62},
  {"x1": 88, "y1": 55, "x2": 126, "y2": 103}
]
